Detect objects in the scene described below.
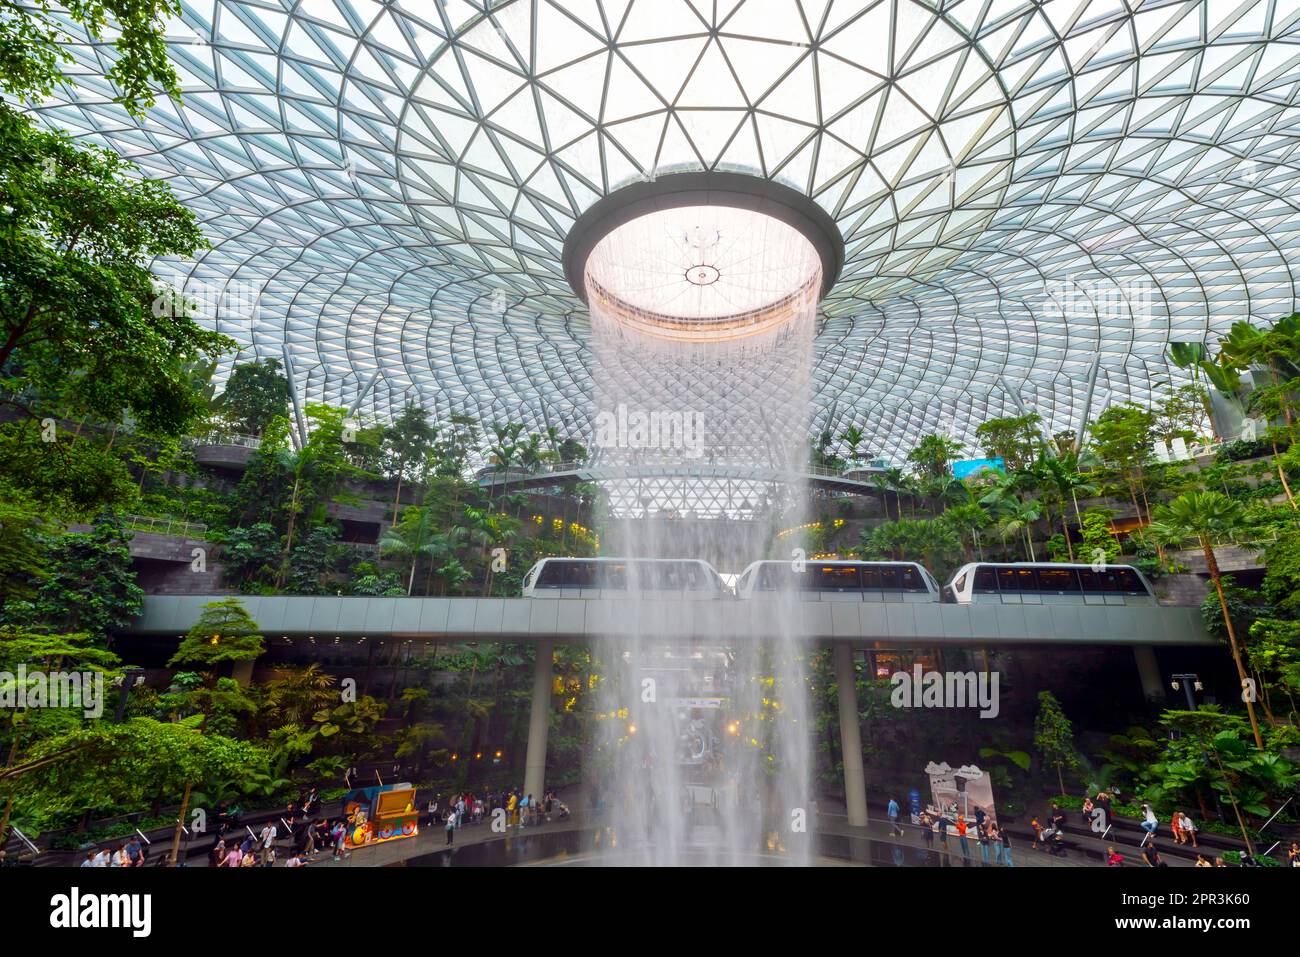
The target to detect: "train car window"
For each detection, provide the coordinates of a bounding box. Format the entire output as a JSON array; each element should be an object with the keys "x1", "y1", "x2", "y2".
[
  {"x1": 997, "y1": 567, "x2": 1036, "y2": 591},
  {"x1": 564, "y1": 562, "x2": 597, "y2": 588},
  {"x1": 1036, "y1": 567, "x2": 1080, "y2": 592},
  {"x1": 1077, "y1": 568, "x2": 1100, "y2": 590},
  {"x1": 899, "y1": 565, "x2": 925, "y2": 591},
  {"x1": 1114, "y1": 567, "x2": 1145, "y2": 593},
  {"x1": 973, "y1": 568, "x2": 998, "y2": 593},
  {"x1": 813, "y1": 565, "x2": 860, "y2": 590},
  {"x1": 757, "y1": 563, "x2": 791, "y2": 591},
  {"x1": 536, "y1": 562, "x2": 566, "y2": 587},
  {"x1": 877, "y1": 566, "x2": 902, "y2": 589},
  {"x1": 650, "y1": 562, "x2": 681, "y2": 589},
  {"x1": 1094, "y1": 568, "x2": 1121, "y2": 592},
  {"x1": 597, "y1": 562, "x2": 627, "y2": 589},
  {"x1": 861, "y1": 566, "x2": 881, "y2": 589},
  {"x1": 683, "y1": 563, "x2": 712, "y2": 591},
  {"x1": 951, "y1": 572, "x2": 967, "y2": 592}
]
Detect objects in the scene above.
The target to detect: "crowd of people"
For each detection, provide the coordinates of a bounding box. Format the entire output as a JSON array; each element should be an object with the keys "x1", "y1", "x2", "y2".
[
  {"x1": 426, "y1": 788, "x2": 570, "y2": 845},
  {"x1": 886, "y1": 789, "x2": 1290, "y2": 868},
  {"x1": 78, "y1": 836, "x2": 149, "y2": 868}
]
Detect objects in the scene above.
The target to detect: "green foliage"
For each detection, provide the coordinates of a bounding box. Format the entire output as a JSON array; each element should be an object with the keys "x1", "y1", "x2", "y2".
[
  {"x1": 0, "y1": 1, "x2": 182, "y2": 116},
  {"x1": 860, "y1": 518, "x2": 963, "y2": 580},
  {"x1": 170, "y1": 599, "x2": 265, "y2": 671},
  {"x1": 1078, "y1": 509, "x2": 1120, "y2": 564},
  {"x1": 0, "y1": 103, "x2": 230, "y2": 435},
  {"x1": 0, "y1": 520, "x2": 142, "y2": 641},
  {"x1": 1034, "y1": 691, "x2": 1079, "y2": 793},
  {"x1": 974, "y1": 412, "x2": 1043, "y2": 471},
  {"x1": 1200, "y1": 576, "x2": 1270, "y2": 644},
  {"x1": 0, "y1": 495, "x2": 47, "y2": 610},
  {"x1": 9, "y1": 717, "x2": 266, "y2": 823},
  {"x1": 219, "y1": 358, "x2": 290, "y2": 436},
  {"x1": 0, "y1": 422, "x2": 138, "y2": 520},
  {"x1": 905, "y1": 433, "x2": 964, "y2": 480}
]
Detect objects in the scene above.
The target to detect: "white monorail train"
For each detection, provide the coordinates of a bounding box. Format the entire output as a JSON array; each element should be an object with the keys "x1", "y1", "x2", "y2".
[
  {"x1": 521, "y1": 557, "x2": 728, "y2": 599},
  {"x1": 733, "y1": 560, "x2": 942, "y2": 602},
  {"x1": 945, "y1": 562, "x2": 1157, "y2": 605}
]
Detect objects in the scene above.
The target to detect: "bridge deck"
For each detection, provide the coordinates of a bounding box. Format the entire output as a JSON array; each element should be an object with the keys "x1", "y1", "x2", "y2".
[{"x1": 131, "y1": 596, "x2": 1214, "y2": 647}]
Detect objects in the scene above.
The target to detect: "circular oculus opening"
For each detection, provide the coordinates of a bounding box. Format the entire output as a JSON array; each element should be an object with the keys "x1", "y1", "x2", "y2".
[{"x1": 584, "y1": 204, "x2": 822, "y2": 343}]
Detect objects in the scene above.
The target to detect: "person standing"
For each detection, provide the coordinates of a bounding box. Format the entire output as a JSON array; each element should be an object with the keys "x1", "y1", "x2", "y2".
[
  {"x1": 259, "y1": 821, "x2": 278, "y2": 867},
  {"x1": 988, "y1": 823, "x2": 1002, "y2": 865},
  {"x1": 444, "y1": 811, "x2": 455, "y2": 846},
  {"x1": 956, "y1": 815, "x2": 970, "y2": 861},
  {"x1": 887, "y1": 797, "x2": 904, "y2": 837},
  {"x1": 1000, "y1": 826, "x2": 1013, "y2": 867},
  {"x1": 977, "y1": 823, "x2": 991, "y2": 864}
]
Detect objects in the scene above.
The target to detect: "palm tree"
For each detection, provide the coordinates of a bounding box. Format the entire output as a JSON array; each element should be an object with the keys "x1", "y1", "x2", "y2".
[
  {"x1": 1032, "y1": 454, "x2": 1099, "y2": 560},
  {"x1": 994, "y1": 498, "x2": 1042, "y2": 561},
  {"x1": 1148, "y1": 492, "x2": 1264, "y2": 749},
  {"x1": 379, "y1": 505, "x2": 441, "y2": 595},
  {"x1": 943, "y1": 502, "x2": 991, "y2": 560},
  {"x1": 882, "y1": 467, "x2": 908, "y2": 521},
  {"x1": 262, "y1": 664, "x2": 337, "y2": 726},
  {"x1": 839, "y1": 424, "x2": 866, "y2": 465}
]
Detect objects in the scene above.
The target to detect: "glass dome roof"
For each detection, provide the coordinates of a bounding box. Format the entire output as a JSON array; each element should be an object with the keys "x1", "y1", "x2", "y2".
[{"x1": 26, "y1": 0, "x2": 1300, "y2": 460}]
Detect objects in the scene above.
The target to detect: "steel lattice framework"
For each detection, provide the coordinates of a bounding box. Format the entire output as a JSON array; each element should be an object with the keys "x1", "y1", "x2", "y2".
[{"x1": 26, "y1": 0, "x2": 1300, "y2": 461}]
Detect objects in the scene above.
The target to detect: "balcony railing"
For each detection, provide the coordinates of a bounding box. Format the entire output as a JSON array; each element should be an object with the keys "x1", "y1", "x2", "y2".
[
  {"x1": 191, "y1": 432, "x2": 262, "y2": 449},
  {"x1": 121, "y1": 515, "x2": 208, "y2": 539}
]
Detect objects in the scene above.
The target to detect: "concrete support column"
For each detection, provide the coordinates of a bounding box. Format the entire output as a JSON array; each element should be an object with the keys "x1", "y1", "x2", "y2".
[
  {"x1": 834, "y1": 644, "x2": 868, "y2": 828},
  {"x1": 231, "y1": 660, "x2": 254, "y2": 687},
  {"x1": 523, "y1": 638, "x2": 554, "y2": 801},
  {"x1": 1133, "y1": 645, "x2": 1165, "y2": 702}
]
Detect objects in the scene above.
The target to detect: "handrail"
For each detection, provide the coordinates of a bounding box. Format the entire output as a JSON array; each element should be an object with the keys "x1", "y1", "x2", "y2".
[
  {"x1": 121, "y1": 514, "x2": 208, "y2": 538},
  {"x1": 191, "y1": 432, "x2": 262, "y2": 449}
]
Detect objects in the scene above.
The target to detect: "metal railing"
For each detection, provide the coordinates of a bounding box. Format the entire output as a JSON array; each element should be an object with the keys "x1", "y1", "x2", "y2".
[
  {"x1": 191, "y1": 431, "x2": 262, "y2": 449},
  {"x1": 121, "y1": 514, "x2": 208, "y2": 539},
  {"x1": 480, "y1": 459, "x2": 882, "y2": 482}
]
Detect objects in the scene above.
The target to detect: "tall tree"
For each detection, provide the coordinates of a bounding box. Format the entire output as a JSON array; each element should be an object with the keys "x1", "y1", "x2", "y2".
[
  {"x1": 165, "y1": 599, "x2": 265, "y2": 865},
  {"x1": 382, "y1": 405, "x2": 437, "y2": 518},
  {"x1": 0, "y1": 104, "x2": 230, "y2": 436},
  {"x1": 1033, "y1": 691, "x2": 1079, "y2": 795},
  {"x1": 974, "y1": 413, "x2": 1044, "y2": 471},
  {"x1": 905, "y1": 433, "x2": 964, "y2": 481},
  {"x1": 1148, "y1": 492, "x2": 1265, "y2": 749},
  {"x1": 219, "y1": 358, "x2": 291, "y2": 436}
]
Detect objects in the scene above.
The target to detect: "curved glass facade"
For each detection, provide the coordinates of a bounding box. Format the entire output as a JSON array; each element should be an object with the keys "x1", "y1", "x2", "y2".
[{"x1": 27, "y1": 0, "x2": 1300, "y2": 458}]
